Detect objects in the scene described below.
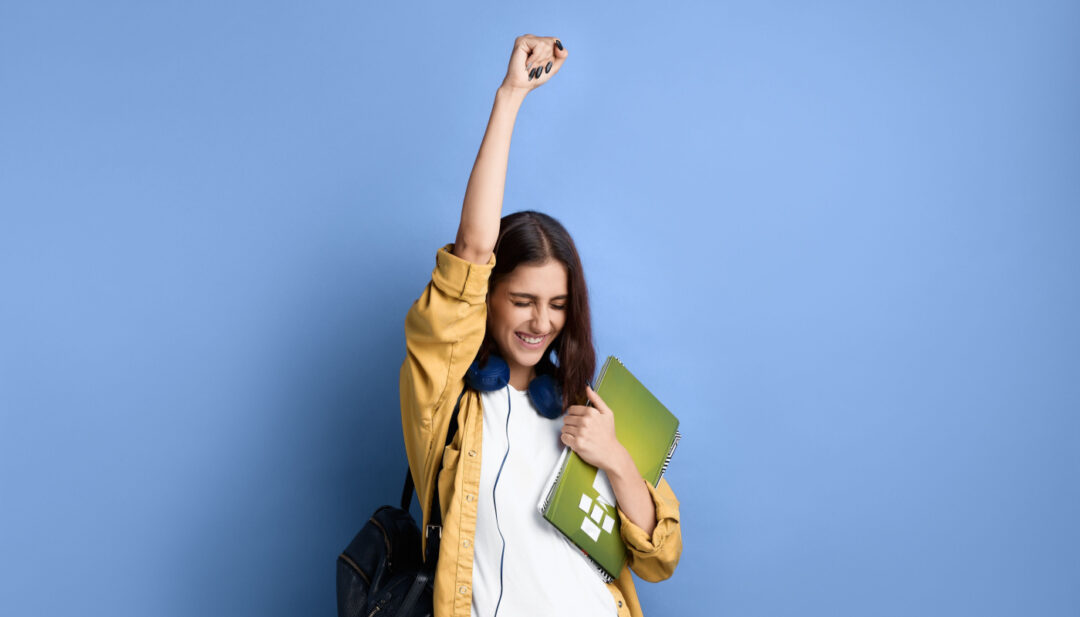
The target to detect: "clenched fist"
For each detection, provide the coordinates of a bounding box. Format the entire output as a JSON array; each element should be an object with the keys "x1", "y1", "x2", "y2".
[{"x1": 501, "y1": 34, "x2": 568, "y2": 93}]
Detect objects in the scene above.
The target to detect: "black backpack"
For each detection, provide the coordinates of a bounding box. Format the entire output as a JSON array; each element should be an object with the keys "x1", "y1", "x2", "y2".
[{"x1": 336, "y1": 387, "x2": 466, "y2": 617}]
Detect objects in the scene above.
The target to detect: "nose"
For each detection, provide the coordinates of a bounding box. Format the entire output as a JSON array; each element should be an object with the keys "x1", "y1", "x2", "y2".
[{"x1": 530, "y1": 304, "x2": 551, "y2": 331}]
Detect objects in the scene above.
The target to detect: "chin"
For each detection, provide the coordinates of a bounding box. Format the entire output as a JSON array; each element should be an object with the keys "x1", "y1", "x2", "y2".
[
  {"x1": 503, "y1": 343, "x2": 539, "y2": 366},
  {"x1": 510, "y1": 350, "x2": 542, "y2": 367}
]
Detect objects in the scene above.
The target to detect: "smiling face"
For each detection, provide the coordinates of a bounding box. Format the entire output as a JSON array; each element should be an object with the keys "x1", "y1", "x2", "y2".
[{"x1": 486, "y1": 259, "x2": 569, "y2": 391}]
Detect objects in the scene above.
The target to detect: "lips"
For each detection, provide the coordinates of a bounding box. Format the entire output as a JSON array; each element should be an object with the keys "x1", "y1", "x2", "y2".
[{"x1": 515, "y1": 332, "x2": 547, "y2": 348}]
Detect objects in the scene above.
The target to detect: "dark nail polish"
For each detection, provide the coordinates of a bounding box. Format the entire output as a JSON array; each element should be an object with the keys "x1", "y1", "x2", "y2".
[
  {"x1": 529, "y1": 68, "x2": 535, "y2": 79},
  {"x1": 555, "y1": 40, "x2": 563, "y2": 50},
  {"x1": 545, "y1": 61, "x2": 552, "y2": 73}
]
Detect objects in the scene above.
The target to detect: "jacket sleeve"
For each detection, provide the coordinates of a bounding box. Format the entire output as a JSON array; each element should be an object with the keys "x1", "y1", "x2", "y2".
[
  {"x1": 399, "y1": 243, "x2": 495, "y2": 490},
  {"x1": 615, "y1": 476, "x2": 682, "y2": 582}
]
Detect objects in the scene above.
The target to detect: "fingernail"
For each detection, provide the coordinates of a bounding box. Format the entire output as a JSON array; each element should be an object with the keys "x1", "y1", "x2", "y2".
[
  {"x1": 545, "y1": 61, "x2": 552, "y2": 73},
  {"x1": 555, "y1": 40, "x2": 564, "y2": 50},
  {"x1": 528, "y1": 68, "x2": 535, "y2": 79}
]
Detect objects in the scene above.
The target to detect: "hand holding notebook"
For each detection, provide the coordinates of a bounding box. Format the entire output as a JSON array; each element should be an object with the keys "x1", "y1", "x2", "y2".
[
  {"x1": 537, "y1": 356, "x2": 682, "y2": 582},
  {"x1": 558, "y1": 384, "x2": 624, "y2": 471}
]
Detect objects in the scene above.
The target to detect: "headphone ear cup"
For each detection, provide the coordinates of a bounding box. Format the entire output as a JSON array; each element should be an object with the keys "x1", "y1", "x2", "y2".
[
  {"x1": 466, "y1": 354, "x2": 510, "y2": 392},
  {"x1": 527, "y1": 373, "x2": 563, "y2": 419}
]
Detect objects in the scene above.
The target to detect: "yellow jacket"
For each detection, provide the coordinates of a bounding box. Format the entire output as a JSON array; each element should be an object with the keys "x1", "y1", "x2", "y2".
[{"x1": 399, "y1": 243, "x2": 683, "y2": 617}]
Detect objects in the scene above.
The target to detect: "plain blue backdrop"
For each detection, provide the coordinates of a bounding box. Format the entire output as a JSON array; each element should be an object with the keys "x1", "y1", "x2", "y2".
[{"x1": 1, "y1": 1, "x2": 1077, "y2": 615}]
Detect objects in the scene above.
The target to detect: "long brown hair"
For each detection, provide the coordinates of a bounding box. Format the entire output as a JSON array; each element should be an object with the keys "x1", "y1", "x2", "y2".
[{"x1": 474, "y1": 210, "x2": 595, "y2": 411}]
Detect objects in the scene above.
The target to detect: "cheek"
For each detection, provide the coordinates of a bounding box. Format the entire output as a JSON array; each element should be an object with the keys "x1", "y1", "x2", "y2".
[
  {"x1": 554, "y1": 311, "x2": 568, "y2": 332},
  {"x1": 490, "y1": 304, "x2": 524, "y2": 331}
]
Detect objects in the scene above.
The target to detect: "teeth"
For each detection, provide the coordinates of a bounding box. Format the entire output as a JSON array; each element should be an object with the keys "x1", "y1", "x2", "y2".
[{"x1": 517, "y1": 333, "x2": 543, "y2": 344}]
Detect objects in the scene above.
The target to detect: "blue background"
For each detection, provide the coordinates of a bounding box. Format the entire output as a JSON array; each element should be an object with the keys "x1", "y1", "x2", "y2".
[{"x1": 2, "y1": 1, "x2": 1077, "y2": 615}]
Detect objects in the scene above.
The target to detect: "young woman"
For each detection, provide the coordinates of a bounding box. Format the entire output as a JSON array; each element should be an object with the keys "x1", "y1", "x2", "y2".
[{"x1": 399, "y1": 35, "x2": 682, "y2": 617}]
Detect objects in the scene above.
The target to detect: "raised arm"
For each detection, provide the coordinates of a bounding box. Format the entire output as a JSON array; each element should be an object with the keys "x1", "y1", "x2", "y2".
[
  {"x1": 453, "y1": 34, "x2": 568, "y2": 265},
  {"x1": 400, "y1": 36, "x2": 571, "y2": 516}
]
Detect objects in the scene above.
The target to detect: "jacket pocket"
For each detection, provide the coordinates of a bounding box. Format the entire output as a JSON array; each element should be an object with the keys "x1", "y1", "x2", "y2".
[{"x1": 435, "y1": 439, "x2": 461, "y2": 521}]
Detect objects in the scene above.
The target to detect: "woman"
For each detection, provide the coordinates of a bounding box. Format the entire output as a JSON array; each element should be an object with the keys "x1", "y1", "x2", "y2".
[{"x1": 399, "y1": 35, "x2": 682, "y2": 617}]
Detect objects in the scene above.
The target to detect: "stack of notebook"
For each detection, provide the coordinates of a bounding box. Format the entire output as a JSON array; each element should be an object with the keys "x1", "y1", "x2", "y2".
[{"x1": 536, "y1": 355, "x2": 682, "y2": 582}]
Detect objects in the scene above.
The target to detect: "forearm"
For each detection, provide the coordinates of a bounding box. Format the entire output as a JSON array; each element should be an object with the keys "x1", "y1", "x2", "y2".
[
  {"x1": 603, "y1": 445, "x2": 657, "y2": 537},
  {"x1": 454, "y1": 85, "x2": 528, "y2": 263}
]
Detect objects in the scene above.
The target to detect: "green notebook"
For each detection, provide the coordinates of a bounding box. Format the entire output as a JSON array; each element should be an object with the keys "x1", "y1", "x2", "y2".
[{"x1": 536, "y1": 355, "x2": 682, "y2": 582}]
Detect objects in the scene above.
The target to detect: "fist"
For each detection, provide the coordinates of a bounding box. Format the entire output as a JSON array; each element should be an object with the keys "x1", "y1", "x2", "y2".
[
  {"x1": 560, "y1": 385, "x2": 624, "y2": 470},
  {"x1": 502, "y1": 34, "x2": 568, "y2": 92}
]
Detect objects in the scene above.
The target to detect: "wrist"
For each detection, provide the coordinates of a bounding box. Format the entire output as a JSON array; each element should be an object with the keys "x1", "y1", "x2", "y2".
[
  {"x1": 496, "y1": 83, "x2": 529, "y2": 103},
  {"x1": 603, "y1": 444, "x2": 636, "y2": 479}
]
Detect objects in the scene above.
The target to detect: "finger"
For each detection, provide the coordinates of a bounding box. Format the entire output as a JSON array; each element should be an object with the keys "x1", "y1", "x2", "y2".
[
  {"x1": 526, "y1": 46, "x2": 543, "y2": 69},
  {"x1": 585, "y1": 386, "x2": 609, "y2": 413},
  {"x1": 551, "y1": 39, "x2": 567, "y2": 63},
  {"x1": 565, "y1": 405, "x2": 587, "y2": 417},
  {"x1": 533, "y1": 54, "x2": 552, "y2": 76},
  {"x1": 515, "y1": 37, "x2": 534, "y2": 63},
  {"x1": 562, "y1": 415, "x2": 583, "y2": 427},
  {"x1": 528, "y1": 44, "x2": 551, "y2": 67},
  {"x1": 530, "y1": 60, "x2": 549, "y2": 79},
  {"x1": 522, "y1": 40, "x2": 542, "y2": 68},
  {"x1": 548, "y1": 53, "x2": 566, "y2": 76},
  {"x1": 535, "y1": 60, "x2": 552, "y2": 80}
]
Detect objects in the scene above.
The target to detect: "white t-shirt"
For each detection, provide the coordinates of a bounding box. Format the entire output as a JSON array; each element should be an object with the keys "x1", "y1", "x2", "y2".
[{"x1": 471, "y1": 384, "x2": 618, "y2": 617}]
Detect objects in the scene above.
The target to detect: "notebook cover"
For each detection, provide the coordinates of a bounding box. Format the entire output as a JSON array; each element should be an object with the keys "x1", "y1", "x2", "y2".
[{"x1": 537, "y1": 356, "x2": 682, "y2": 581}]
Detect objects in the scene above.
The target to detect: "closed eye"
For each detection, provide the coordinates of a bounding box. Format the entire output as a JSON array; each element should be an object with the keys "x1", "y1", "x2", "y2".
[{"x1": 513, "y1": 301, "x2": 567, "y2": 310}]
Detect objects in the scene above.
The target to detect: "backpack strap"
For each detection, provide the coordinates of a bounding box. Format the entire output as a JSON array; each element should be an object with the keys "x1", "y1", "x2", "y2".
[{"x1": 400, "y1": 383, "x2": 469, "y2": 567}]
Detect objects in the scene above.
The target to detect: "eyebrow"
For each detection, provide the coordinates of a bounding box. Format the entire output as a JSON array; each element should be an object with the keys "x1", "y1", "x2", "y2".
[{"x1": 509, "y1": 292, "x2": 569, "y2": 301}]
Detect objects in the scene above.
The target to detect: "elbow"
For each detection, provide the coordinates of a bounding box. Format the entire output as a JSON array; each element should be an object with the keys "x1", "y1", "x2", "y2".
[
  {"x1": 451, "y1": 237, "x2": 494, "y2": 266},
  {"x1": 632, "y1": 555, "x2": 680, "y2": 583},
  {"x1": 630, "y1": 526, "x2": 683, "y2": 582}
]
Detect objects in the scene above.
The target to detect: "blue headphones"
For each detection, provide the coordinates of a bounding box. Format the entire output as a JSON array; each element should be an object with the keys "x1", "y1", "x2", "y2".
[{"x1": 465, "y1": 353, "x2": 564, "y2": 419}]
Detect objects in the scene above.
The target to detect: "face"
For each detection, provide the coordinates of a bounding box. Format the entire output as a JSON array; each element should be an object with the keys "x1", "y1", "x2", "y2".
[{"x1": 487, "y1": 259, "x2": 569, "y2": 385}]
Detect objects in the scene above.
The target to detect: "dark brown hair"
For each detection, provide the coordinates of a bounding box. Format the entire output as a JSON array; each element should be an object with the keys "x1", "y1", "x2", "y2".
[{"x1": 474, "y1": 210, "x2": 595, "y2": 411}]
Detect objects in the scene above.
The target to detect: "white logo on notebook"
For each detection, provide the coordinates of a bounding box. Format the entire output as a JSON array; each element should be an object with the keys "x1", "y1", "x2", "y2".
[{"x1": 576, "y1": 469, "x2": 617, "y2": 542}]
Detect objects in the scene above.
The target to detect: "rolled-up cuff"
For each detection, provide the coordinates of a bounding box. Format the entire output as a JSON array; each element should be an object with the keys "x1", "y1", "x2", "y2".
[
  {"x1": 616, "y1": 477, "x2": 680, "y2": 555},
  {"x1": 432, "y1": 243, "x2": 496, "y2": 304}
]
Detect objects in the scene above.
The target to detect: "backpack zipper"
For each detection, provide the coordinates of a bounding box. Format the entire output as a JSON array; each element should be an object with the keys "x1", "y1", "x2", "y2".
[{"x1": 368, "y1": 517, "x2": 393, "y2": 568}]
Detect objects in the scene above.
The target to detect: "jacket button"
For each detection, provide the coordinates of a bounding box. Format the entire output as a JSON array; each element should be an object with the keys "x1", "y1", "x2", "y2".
[
  {"x1": 617, "y1": 601, "x2": 623, "y2": 608},
  {"x1": 468, "y1": 449, "x2": 477, "y2": 457},
  {"x1": 465, "y1": 493, "x2": 474, "y2": 502},
  {"x1": 463, "y1": 539, "x2": 471, "y2": 548},
  {"x1": 458, "y1": 585, "x2": 469, "y2": 595}
]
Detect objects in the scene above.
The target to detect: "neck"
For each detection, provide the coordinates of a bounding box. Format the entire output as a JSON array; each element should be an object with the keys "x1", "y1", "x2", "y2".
[{"x1": 508, "y1": 363, "x2": 535, "y2": 391}]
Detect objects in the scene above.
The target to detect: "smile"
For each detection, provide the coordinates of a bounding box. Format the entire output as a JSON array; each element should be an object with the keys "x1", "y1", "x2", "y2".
[{"x1": 515, "y1": 332, "x2": 547, "y2": 348}]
